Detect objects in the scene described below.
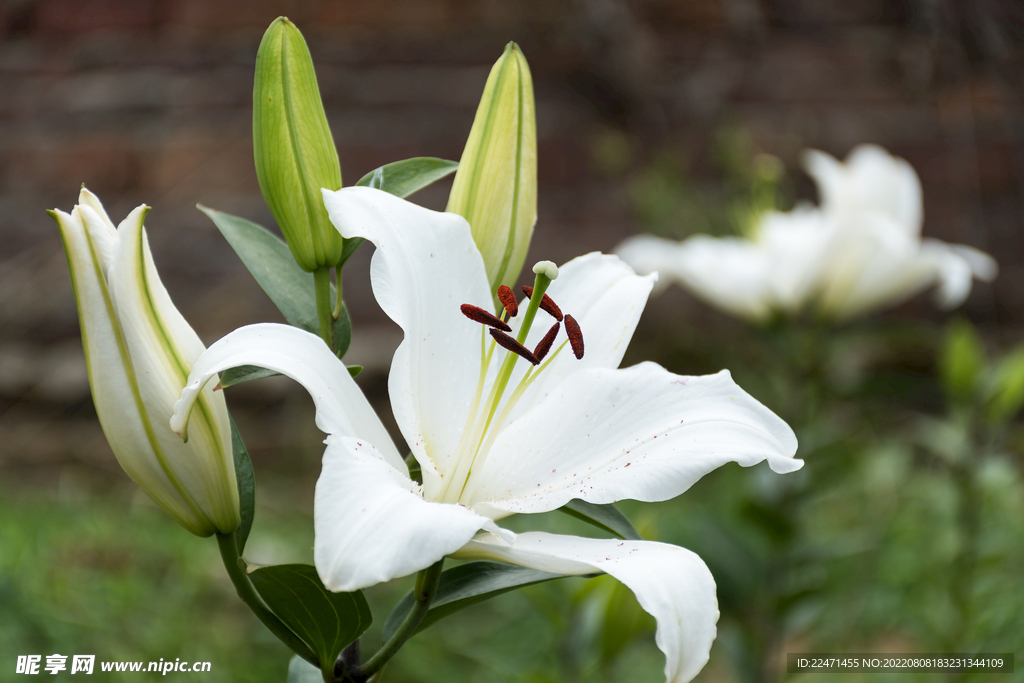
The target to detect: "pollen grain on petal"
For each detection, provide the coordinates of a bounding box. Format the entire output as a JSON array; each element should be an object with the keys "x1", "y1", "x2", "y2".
[
  {"x1": 461, "y1": 303, "x2": 512, "y2": 332},
  {"x1": 521, "y1": 286, "x2": 564, "y2": 321},
  {"x1": 489, "y1": 328, "x2": 539, "y2": 365},
  {"x1": 534, "y1": 322, "x2": 560, "y2": 361},
  {"x1": 497, "y1": 285, "x2": 519, "y2": 317},
  {"x1": 564, "y1": 314, "x2": 584, "y2": 359}
]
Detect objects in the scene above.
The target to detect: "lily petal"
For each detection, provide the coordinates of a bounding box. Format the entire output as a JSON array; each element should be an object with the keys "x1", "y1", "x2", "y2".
[
  {"x1": 628, "y1": 234, "x2": 775, "y2": 322},
  {"x1": 315, "y1": 435, "x2": 495, "y2": 592},
  {"x1": 172, "y1": 322, "x2": 495, "y2": 590},
  {"x1": 171, "y1": 323, "x2": 403, "y2": 472},
  {"x1": 321, "y1": 186, "x2": 493, "y2": 499},
  {"x1": 53, "y1": 206, "x2": 208, "y2": 533},
  {"x1": 817, "y1": 214, "x2": 936, "y2": 320},
  {"x1": 927, "y1": 240, "x2": 998, "y2": 309},
  {"x1": 454, "y1": 531, "x2": 718, "y2": 683},
  {"x1": 467, "y1": 363, "x2": 800, "y2": 516},
  {"x1": 109, "y1": 205, "x2": 238, "y2": 532},
  {"x1": 804, "y1": 145, "x2": 923, "y2": 234}
]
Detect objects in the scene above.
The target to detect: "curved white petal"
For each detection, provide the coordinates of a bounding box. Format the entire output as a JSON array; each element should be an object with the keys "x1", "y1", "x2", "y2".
[
  {"x1": 947, "y1": 243, "x2": 998, "y2": 282},
  {"x1": 322, "y1": 187, "x2": 492, "y2": 499},
  {"x1": 804, "y1": 145, "x2": 922, "y2": 234},
  {"x1": 818, "y1": 212, "x2": 944, "y2": 320},
  {"x1": 454, "y1": 531, "x2": 718, "y2": 683},
  {"x1": 109, "y1": 205, "x2": 238, "y2": 532},
  {"x1": 78, "y1": 202, "x2": 117, "y2": 277},
  {"x1": 922, "y1": 239, "x2": 998, "y2": 309},
  {"x1": 756, "y1": 208, "x2": 834, "y2": 313},
  {"x1": 662, "y1": 234, "x2": 775, "y2": 322},
  {"x1": 314, "y1": 434, "x2": 494, "y2": 592},
  {"x1": 171, "y1": 323, "x2": 405, "y2": 473},
  {"x1": 467, "y1": 363, "x2": 800, "y2": 516},
  {"x1": 614, "y1": 234, "x2": 681, "y2": 295}
]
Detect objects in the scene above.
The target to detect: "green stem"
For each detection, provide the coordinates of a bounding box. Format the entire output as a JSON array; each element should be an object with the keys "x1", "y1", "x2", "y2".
[
  {"x1": 332, "y1": 266, "x2": 344, "y2": 320},
  {"x1": 215, "y1": 533, "x2": 320, "y2": 669},
  {"x1": 357, "y1": 560, "x2": 445, "y2": 677},
  {"x1": 314, "y1": 267, "x2": 335, "y2": 352}
]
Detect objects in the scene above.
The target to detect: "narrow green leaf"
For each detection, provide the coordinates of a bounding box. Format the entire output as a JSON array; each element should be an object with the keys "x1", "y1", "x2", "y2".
[
  {"x1": 286, "y1": 656, "x2": 322, "y2": 683},
  {"x1": 199, "y1": 205, "x2": 350, "y2": 353},
  {"x1": 337, "y1": 237, "x2": 364, "y2": 268},
  {"x1": 220, "y1": 365, "x2": 282, "y2": 388},
  {"x1": 229, "y1": 416, "x2": 256, "y2": 555},
  {"x1": 355, "y1": 157, "x2": 458, "y2": 198},
  {"x1": 333, "y1": 302, "x2": 352, "y2": 359},
  {"x1": 383, "y1": 561, "x2": 585, "y2": 642},
  {"x1": 347, "y1": 365, "x2": 363, "y2": 378},
  {"x1": 559, "y1": 499, "x2": 642, "y2": 541},
  {"x1": 249, "y1": 564, "x2": 372, "y2": 680}
]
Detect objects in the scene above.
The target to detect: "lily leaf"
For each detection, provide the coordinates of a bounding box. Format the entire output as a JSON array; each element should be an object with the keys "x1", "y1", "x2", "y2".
[
  {"x1": 355, "y1": 157, "x2": 458, "y2": 198},
  {"x1": 286, "y1": 656, "x2": 322, "y2": 683},
  {"x1": 220, "y1": 359, "x2": 361, "y2": 389},
  {"x1": 198, "y1": 205, "x2": 351, "y2": 357},
  {"x1": 559, "y1": 499, "x2": 642, "y2": 541},
  {"x1": 220, "y1": 365, "x2": 281, "y2": 388},
  {"x1": 229, "y1": 416, "x2": 256, "y2": 555},
  {"x1": 383, "y1": 561, "x2": 582, "y2": 642},
  {"x1": 248, "y1": 564, "x2": 371, "y2": 681}
]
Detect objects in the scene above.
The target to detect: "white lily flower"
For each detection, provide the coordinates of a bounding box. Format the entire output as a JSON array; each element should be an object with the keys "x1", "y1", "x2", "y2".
[
  {"x1": 616, "y1": 144, "x2": 997, "y2": 322},
  {"x1": 172, "y1": 187, "x2": 801, "y2": 682},
  {"x1": 51, "y1": 189, "x2": 239, "y2": 537},
  {"x1": 616, "y1": 207, "x2": 832, "y2": 322}
]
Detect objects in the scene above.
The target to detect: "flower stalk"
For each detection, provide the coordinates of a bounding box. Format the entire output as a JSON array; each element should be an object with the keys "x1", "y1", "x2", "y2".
[
  {"x1": 314, "y1": 267, "x2": 335, "y2": 352},
  {"x1": 355, "y1": 560, "x2": 445, "y2": 678},
  {"x1": 215, "y1": 532, "x2": 320, "y2": 669}
]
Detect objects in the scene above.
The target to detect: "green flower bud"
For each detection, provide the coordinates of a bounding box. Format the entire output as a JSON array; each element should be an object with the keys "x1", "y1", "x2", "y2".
[
  {"x1": 447, "y1": 42, "x2": 537, "y2": 291},
  {"x1": 253, "y1": 17, "x2": 343, "y2": 272}
]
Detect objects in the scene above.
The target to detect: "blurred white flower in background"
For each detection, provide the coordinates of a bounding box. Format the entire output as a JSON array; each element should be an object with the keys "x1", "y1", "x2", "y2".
[{"x1": 616, "y1": 144, "x2": 997, "y2": 323}]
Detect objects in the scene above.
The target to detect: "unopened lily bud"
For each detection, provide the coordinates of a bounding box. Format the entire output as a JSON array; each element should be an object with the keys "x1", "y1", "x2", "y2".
[
  {"x1": 447, "y1": 42, "x2": 537, "y2": 291},
  {"x1": 253, "y1": 17, "x2": 343, "y2": 271},
  {"x1": 50, "y1": 189, "x2": 240, "y2": 537}
]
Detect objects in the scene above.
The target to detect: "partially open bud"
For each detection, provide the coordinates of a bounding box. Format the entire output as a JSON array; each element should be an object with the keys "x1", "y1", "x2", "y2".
[
  {"x1": 447, "y1": 42, "x2": 537, "y2": 291},
  {"x1": 253, "y1": 17, "x2": 343, "y2": 271},
  {"x1": 50, "y1": 189, "x2": 240, "y2": 537}
]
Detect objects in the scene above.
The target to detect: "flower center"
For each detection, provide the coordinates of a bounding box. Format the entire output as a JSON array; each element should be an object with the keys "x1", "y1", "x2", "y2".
[{"x1": 437, "y1": 261, "x2": 585, "y2": 504}]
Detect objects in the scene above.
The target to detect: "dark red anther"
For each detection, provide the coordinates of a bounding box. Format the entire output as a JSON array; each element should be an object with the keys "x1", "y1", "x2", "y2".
[
  {"x1": 534, "y1": 322, "x2": 560, "y2": 362},
  {"x1": 564, "y1": 314, "x2": 584, "y2": 359},
  {"x1": 521, "y1": 286, "x2": 564, "y2": 321},
  {"x1": 489, "y1": 328, "x2": 539, "y2": 365},
  {"x1": 461, "y1": 304, "x2": 511, "y2": 332},
  {"x1": 497, "y1": 285, "x2": 519, "y2": 318}
]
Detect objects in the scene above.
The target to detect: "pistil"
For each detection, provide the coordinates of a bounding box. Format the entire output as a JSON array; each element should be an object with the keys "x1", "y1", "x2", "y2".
[{"x1": 441, "y1": 261, "x2": 559, "y2": 503}]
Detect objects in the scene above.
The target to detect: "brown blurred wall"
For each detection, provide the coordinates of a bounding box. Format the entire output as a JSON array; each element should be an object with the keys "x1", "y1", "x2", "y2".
[{"x1": 2, "y1": 0, "x2": 1022, "y2": 490}]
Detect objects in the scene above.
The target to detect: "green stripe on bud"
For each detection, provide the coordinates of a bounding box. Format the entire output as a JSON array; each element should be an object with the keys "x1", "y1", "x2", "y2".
[
  {"x1": 253, "y1": 17, "x2": 343, "y2": 272},
  {"x1": 447, "y1": 42, "x2": 537, "y2": 292}
]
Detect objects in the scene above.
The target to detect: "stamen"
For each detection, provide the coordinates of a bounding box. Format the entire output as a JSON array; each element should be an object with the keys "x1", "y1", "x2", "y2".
[
  {"x1": 489, "y1": 328, "x2": 539, "y2": 365},
  {"x1": 521, "y1": 286, "x2": 564, "y2": 321},
  {"x1": 564, "y1": 314, "x2": 584, "y2": 359},
  {"x1": 534, "y1": 322, "x2": 560, "y2": 362},
  {"x1": 496, "y1": 285, "x2": 519, "y2": 317},
  {"x1": 461, "y1": 304, "x2": 511, "y2": 332}
]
